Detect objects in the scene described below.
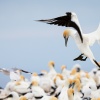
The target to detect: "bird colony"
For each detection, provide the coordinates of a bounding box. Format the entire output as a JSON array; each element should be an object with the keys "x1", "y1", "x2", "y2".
[
  {"x1": 0, "y1": 62, "x2": 100, "y2": 100},
  {"x1": 0, "y1": 12, "x2": 100, "y2": 100}
]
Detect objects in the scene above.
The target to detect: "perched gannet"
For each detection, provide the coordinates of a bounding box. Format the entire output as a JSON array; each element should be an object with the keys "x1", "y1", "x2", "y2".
[
  {"x1": 30, "y1": 72, "x2": 40, "y2": 83},
  {"x1": 72, "y1": 64, "x2": 81, "y2": 72},
  {"x1": 36, "y1": 12, "x2": 83, "y2": 43},
  {"x1": 47, "y1": 61, "x2": 57, "y2": 80},
  {"x1": 58, "y1": 79, "x2": 73, "y2": 100},
  {"x1": 61, "y1": 65, "x2": 70, "y2": 79},
  {"x1": 39, "y1": 72, "x2": 55, "y2": 93},
  {"x1": 82, "y1": 85, "x2": 92, "y2": 99},
  {"x1": 63, "y1": 27, "x2": 100, "y2": 68},
  {"x1": 67, "y1": 88, "x2": 74, "y2": 100},
  {"x1": 31, "y1": 81, "x2": 46, "y2": 99}
]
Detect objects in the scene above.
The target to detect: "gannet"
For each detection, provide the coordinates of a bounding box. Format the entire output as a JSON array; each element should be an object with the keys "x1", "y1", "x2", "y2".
[
  {"x1": 58, "y1": 79, "x2": 73, "y2": 100},
  {"x1": 47, "y1": 61, "x2": 57, "y2": 80},
  {"x1": 30, "y1": 72, "x2": 40, "y2": 83},
  {"x1": 39, "y1": 72, "x2": 55, "y2": 93},
  {"x1": 30, "y1": 81, "x2": 46, "y2": 99},
  {"x1": 67, "y1": 88, "x2": 74, "y2": 100},
  {"x1": 63, "y1": 27, "x2": 100, "y2": 68},
  {"x1": 36, "y1": 12, "x2": 83, "y2": 43},
  {"x1": 61, "y1": 65, "x2": 70, "y2": 79}
]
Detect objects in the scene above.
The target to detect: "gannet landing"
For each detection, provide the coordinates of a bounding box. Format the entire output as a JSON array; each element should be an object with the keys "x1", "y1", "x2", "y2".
[
  {"x1": 63, "y1": 26, "x2": 100, "y2": 68},
  {"x1": 36, "y1": 12, "x2": 83, "y2": 43}
]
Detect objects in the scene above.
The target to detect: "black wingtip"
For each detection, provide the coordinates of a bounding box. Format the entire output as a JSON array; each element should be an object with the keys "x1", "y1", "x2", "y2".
[{"x1": 93, "y1": 59, "x2": 100, "y2": 69}]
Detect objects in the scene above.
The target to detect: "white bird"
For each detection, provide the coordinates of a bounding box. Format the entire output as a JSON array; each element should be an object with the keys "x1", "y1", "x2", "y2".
[
  {"x1": 47, "y1": 61, "x2": 57, "y2": 80},
  {"x1": 63, "y1": 26, "x2": 100, "y2": 68},
  {"x1": 61, "y1": 65, "x2": 70, "y2": 79},
  {"x1": 30, "y1": 81, "x2": 46, "y2": 99}
]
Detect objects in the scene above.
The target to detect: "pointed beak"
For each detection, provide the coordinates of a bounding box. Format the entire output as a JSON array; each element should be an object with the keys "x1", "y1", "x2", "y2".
[{"x1": 64, "y1": 37, "x2": 69, "y2": 47}]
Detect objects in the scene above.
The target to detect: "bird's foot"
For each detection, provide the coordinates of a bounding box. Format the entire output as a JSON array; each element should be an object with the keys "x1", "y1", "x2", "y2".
[{"x1": 73, "y1": 54, "x2": 87, "y2": 61}]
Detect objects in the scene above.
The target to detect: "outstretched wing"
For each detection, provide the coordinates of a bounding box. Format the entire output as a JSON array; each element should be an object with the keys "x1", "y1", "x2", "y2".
[
  {"x1": 83, "y1": 24, "x2": 100, "y2": 46},
  {"x1": 36, "y1": 12, "x2": 83, "y2": 43}
]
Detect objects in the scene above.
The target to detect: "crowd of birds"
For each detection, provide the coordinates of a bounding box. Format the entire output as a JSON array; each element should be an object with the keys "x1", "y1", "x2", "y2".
[
  {"x1": 0, "y1": 61, "x2": 100, "y2": 100},
  {"x1": 0, "y1": 12, "x2": 100, "y2": 100}
]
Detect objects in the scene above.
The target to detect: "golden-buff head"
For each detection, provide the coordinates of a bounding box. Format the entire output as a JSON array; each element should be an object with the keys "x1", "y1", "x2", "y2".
[
  {"x1": 48, "y1": 61, "x2": 55, "y2": 67},
  {"x1": 20, "y1": 96, "x2": 27, "y2": 100}
]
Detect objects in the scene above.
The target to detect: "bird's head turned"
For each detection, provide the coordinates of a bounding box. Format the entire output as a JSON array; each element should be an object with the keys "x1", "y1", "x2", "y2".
[{"x1": 48, "y1": 61, "x2": 55, "y2": 67}]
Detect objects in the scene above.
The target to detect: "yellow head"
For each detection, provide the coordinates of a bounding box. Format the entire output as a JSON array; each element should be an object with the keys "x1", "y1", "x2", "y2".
[
  {"x1": 63, "y1": 30, "x2": 70, "y2": 38},
  {"x1": 20, "y1": 75, "x2": 25, "y2": 81},
  {"x1": 57, "y1": 73, "x2": 63, "y2": 80},
  {"x1": 48, "y1": 61, "x2": 55, "y2": 67},
  {"x1": 61, "y1": 65, "x2": 66, "y2": 70},
  {"x1": 15, "y1": 81, "x2": 21, "y2": 86},
  {"x1": 97, "y1": 98, "x2": 100, "y2": 100},
  {"x1": 70, "y1": 69, "x2": 77, "y2": 75},
  {"x1": 32, "y1": 72, "x2": 38, "y2": 76},
  {"x1": 73, "y1": 79, "x2": 81, "y2": 91},
  {"x1": 20, "y1": 96, "x2": 27, "y2": 100},
  {"x1": 85, "y1": 72, "x2": 90, "y2": 78},
  {"x1": 31, "y1": 81, "x2": 38, "y2": 86},
  {"x1": 67, "y1": 88, "x2": 74, "y2": 97},
  {"x1": 50, "y1": 96, "x2": 58, "y2": 100}
]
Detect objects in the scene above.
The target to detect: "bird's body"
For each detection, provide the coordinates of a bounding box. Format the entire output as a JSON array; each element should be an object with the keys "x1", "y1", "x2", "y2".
[{"x1": 63, "y1": 25, "x2": 100, "y2": 68}]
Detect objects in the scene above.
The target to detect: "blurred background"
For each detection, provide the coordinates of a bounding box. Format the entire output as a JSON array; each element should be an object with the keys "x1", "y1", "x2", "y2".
[{"x1": 0, "y1": 0, "x2": 100, "y2": 87}]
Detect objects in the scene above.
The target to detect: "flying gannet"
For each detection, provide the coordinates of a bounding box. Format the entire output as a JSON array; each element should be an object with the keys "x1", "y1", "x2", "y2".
[{"x1": 63, "y1": 27, "x2": 100, "y2": 68}]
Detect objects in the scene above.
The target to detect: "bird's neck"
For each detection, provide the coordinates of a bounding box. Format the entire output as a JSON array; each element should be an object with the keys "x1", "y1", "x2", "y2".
[{"x1": 72, "y1": 16, "x2": 83, "y2": 33}]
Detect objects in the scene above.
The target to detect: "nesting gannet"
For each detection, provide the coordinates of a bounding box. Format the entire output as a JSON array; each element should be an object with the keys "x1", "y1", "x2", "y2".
[
  {"x1": 30, "y1": 72, "x2": 40, "y2": 83},
  {"x1": 36, "y1": 12, "x2": 83, "y2": 43},
  {"x1": 61, "y1": 65, "x2": 70, "y2": 79},
  {"x1": 67, "y1": 88, "x2": 74, "y2": 100},
  {"x1": 58, "y1": 79, "x2": 73, "y2": 100},
  {"x1": 39, "y1": 72, "x2": 55, "y2": 93},
  {"x1": 63, "y1": 27, "x2": 100, "y2": 68},
  {"x1": 30, "y1": 81, "x2": 46, "y2": 99},
  {"x1": 47, "y1": 61, "x2": 57, "y2": 80}
]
